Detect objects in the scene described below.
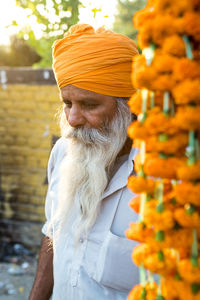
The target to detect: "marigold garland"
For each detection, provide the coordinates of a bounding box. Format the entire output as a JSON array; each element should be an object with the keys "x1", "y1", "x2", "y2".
[{"x1": 127, "y1": 1, "x2": 200, "y2": 299}]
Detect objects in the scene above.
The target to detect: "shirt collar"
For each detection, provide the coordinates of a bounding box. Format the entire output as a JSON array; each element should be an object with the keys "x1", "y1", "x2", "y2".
[{"x1": 103, "y1": 147, "x2": 139, "y2": 199}]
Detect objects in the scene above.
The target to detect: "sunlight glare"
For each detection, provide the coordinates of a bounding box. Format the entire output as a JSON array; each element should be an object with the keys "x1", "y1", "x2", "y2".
[{"x1": 0, "y1": 0, "x2": 118, "y2": 45}]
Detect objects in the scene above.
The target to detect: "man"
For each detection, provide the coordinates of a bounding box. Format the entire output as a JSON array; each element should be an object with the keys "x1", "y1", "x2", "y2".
[{"x1": 30, "y1": 24, "x2": 139, "y2": 300}]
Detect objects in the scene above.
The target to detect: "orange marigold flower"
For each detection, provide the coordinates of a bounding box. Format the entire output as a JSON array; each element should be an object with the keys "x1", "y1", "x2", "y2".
[
  {"x1": 178, "y1": 258, "x2": 200, "y2": 283},
  {"x1": 162, "y1": 35, "x2": 186, "y2": 57},
  {"x1": 127, "y1": 175, "x2": 155, "y2": 194},
  {"x1": 127, "y1": 282, "x2": 158, "y2": 300},
  {"x1": 191, "y1": 0, "x2": 200, "y2": 11},
  {"x1": 174, "y1": 181, "x2": 200, "y2": 206},
  {"x1": 128, "y1": 282, "x2": 157, "y2": 300},
  {"x1": 173, "y1": 59, "x2": 200, "y2": 82},
  {"x1": 174, "y1": 207, "x2": 200, "y2": 228},
  {"x1": 177, "y1": 160, "x2": 200, "y2": 181},
  {"x1": 144, "y1": 132, "x2": 188, "y2": 155},
  {"x1": 143, "y1": 200, "x2": 175, "y2": 230},
  {"x1": 132, "y1": 65, "x2": 157, "y2": 90},
  {"x1": 128, "y1": 93, "x2": 142, "y2": 115},
  {"x1": 151, "y1": 74, "x2": 176, "y2": 91},
  {"x1": 184, "y1": 12, "x2": 200, "y2": 41},
  {"x1": 161, "y1": 276, "x2": 183, "y2": 299},
  {"x1": 132, "y1": 244, "x2": 177, "y2": 276},
  {"x1": 135, "y1": 153, "x2": 183, "y2": 179},
  {"x1": 126, "y1": 222, "x2": 154, "y2": 243},
  {"x1": 129, "y1": 195, "x2": 141, "y2": 213},
  {"x1": 144, "y1": 108, "x2": 180, "y2": 135},
  {"x1": 154, "y1": 0, "x2": 193, "y2": 17},
  {"x1": 128, "y1": 121, "x2": 149, "y2": 140},
  {"x1": 128, "y1": 91, "x2": 163, "y2": 115},
  {"x1": 152, "y1": 15, "x2": 183, "y2": 45},
  {"x1": 153, "y1": 54, "x2": 178, "y2": 73},
  {"x1": 132, "y1": 54, "x2": 177, "y2": 91},
  {"x1": 174, "y1": 105, "x2": 200, "y2": 131},
  {"x1": 172, "y1": 80, "x2": 200, "y2": 105},
  {"x1": 156, "y1": 228, "x2": 193, "y2": 251},
  {"x1": 162, "y1": 276, "x2": 200, "y2": 300},
  {"x1": 133, "y1": 8, "x2": 155, "y2": 29}
]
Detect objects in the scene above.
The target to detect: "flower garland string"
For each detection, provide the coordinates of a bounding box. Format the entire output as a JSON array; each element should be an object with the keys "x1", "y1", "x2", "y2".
[{"x1": 127, "y1": 0, "x2": 200, "y2": 299}]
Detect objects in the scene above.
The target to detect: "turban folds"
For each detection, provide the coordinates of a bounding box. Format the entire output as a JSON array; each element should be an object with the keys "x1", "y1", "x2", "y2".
[{"x1": 52, "y1": 24, "x2": 138, "y2": 97}]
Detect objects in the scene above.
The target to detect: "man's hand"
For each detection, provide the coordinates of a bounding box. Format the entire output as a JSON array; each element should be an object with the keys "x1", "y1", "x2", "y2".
[{"x1": 29, "y1": 236, "x2": 53, "y2": 300}]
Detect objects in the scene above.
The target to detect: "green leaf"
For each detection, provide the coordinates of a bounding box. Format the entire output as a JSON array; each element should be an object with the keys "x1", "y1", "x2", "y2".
[
  {"x1": 157, "y1": 251, "x2": 165, "y2": 261},
  {"x1": 156, "y1": 202, "x2": 165, "y2": 213},
  {"x1": 158, "y1": 134, "x2": 168, "y2": 142},
  {"x1": 174, "y1": 272, "x2": 182, "y2": 281},
  {"x1": 191, "y1": 283, "x2": 200, "y2": 295},
  {"x1": 159, "y1": 153, "x2": 168, "y2": 160},
  {"x1": 155, "y1": 231, "x2": 165, "y2": 241},
  {"x1": 186, "y1": 204, "x2": 196, "y2": 215}
]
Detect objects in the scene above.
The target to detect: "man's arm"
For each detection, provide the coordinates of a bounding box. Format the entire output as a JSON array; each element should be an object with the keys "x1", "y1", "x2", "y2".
[{"x1": 29, "y1": 235, "x2": 54, "y2": 300}]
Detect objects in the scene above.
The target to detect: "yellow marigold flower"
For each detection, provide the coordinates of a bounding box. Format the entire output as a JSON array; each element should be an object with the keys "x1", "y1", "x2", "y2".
[
  {"x1": 172, "y1": 80, "x2": 200, "y2": 105},
  {"x1": 174, "y1": 181, "x2": 200, "y2": 206},
  {"x1": 178, "y1": 258, "x2": 200, "y2": 283}
]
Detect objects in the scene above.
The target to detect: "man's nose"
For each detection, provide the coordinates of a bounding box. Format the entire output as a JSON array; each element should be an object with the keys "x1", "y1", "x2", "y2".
[{"x1": 66, "y1": 105, "x2": 85, "y2": 128}]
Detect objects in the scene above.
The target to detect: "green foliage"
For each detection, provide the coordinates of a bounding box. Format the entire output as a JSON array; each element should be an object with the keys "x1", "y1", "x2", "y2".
[
  {"x1": 0, "y1": 35, "x2": 41, "y2": 67},
  {"x1": 15, "y1": 0, "x2": 81, "y2": 67},
  {"x1": 113, "y1": 0, "x2": 146, "y2": 41}
]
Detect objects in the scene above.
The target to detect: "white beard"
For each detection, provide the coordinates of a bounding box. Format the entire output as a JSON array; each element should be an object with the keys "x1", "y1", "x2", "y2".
[{"x1": 51, "y1": 99, "x2": 132, "y2": 244}]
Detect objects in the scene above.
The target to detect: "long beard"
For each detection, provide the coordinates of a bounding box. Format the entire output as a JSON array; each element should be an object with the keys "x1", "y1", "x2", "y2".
[{"x1": 50, "y1": 99, "x2": 132, "y2": 244}]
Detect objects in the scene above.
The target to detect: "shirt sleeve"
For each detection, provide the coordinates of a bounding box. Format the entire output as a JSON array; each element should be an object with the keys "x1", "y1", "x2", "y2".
[{"x1": 41, "y1": 145, "x2": 56, "y2": 238}]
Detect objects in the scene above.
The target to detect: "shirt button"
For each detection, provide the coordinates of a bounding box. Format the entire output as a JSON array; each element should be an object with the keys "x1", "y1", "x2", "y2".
[{"x1": 79, "y1": 238, "x2": 84, "y2": 243}]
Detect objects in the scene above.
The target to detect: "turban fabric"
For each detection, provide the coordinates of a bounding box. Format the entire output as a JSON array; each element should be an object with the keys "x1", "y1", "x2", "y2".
[{"x1": 52, "y1": 24, "x2": 138, "y2": 97}]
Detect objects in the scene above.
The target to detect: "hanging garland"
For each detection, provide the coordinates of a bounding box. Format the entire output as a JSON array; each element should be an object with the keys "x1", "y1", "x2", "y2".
[{"x1": 127, "y1": 0, "x2": 200, "y2": 299}]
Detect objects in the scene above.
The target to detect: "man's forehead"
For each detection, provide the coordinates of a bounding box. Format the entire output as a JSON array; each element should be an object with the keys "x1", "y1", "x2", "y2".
[{"x1": 61, "y1": 84, "x2": 115, "y2": 103}]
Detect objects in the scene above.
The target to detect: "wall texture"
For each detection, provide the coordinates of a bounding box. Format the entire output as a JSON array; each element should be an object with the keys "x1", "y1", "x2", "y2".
[{"x1": 0, "y1": 68, "x2": 60, "y2": 250}]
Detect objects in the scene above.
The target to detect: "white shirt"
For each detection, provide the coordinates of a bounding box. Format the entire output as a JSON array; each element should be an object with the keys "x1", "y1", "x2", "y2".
[{"x1": 42, "y1": 137, "x2": 139, "y2": 300}]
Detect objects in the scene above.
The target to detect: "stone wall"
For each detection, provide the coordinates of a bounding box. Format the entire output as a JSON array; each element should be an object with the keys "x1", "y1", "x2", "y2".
[{"x1": 0, "y1": 68, "x2": 60, "y2": 251}]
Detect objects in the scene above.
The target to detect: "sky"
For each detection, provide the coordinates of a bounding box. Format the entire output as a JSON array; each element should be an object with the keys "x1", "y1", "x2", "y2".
[{"x1": 0, "y1": 0, "x2": 118, "y2": 45}]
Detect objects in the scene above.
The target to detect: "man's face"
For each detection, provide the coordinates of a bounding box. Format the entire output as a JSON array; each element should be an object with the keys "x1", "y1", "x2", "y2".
[{"x1": 60, "y1": 85, "x2": 117, "y2": 129}]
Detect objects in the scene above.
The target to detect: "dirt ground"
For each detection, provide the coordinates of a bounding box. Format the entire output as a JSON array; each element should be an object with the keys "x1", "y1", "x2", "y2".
[{"x1": 0, "y1": 261, "x2": 37, "y2": 300}]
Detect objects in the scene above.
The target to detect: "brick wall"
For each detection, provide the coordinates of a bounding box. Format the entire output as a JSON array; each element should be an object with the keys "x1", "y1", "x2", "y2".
[{"x1": 0, "y1": 68, "x2": 60, "y2": 250}]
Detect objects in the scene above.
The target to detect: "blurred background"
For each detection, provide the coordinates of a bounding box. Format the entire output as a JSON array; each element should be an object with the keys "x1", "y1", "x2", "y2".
[{"x1": 0, "y1": 0, "x2": 146, "y2": 298}]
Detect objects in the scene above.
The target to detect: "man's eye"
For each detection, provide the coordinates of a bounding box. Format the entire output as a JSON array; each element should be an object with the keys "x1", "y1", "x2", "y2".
[
  {"x1": 83, "y1": 103, "x2": 98, "y2": 109},
  {"x1": 64, "y1": 101, "x2": 72, "y2": 108}
]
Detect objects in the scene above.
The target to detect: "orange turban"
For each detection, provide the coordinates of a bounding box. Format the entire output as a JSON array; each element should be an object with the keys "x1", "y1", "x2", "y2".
[{"x1": 52, "y1": 24, "x2": 138, "y2": 97}]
